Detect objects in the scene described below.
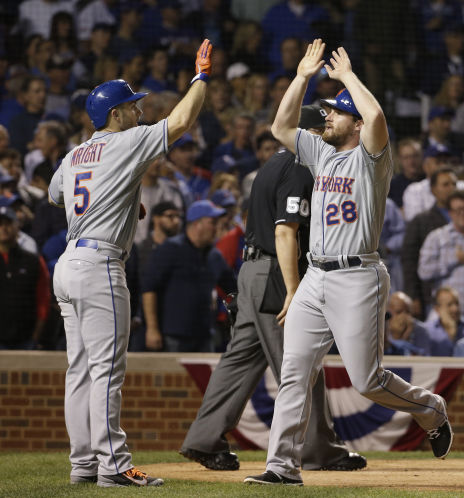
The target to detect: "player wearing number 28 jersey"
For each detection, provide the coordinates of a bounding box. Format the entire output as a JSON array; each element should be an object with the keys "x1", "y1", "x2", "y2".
[{"x1": 245, "y1": 39, "x2": 452, "y2": 487}]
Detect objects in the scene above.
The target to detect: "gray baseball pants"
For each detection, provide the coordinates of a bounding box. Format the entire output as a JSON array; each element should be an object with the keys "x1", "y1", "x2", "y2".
[
  {"x1": 182, "y1": 257, "x2": 349, "y2": 469},
  {"x1": 266, "y1": 255, "x2": 447, "y2": 480},
  {"x1": 53, "y1": 240, "x2": 133, "y2": 477}
]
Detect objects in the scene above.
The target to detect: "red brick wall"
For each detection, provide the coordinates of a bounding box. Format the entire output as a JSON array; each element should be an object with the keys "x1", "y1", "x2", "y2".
[{"x1": 1, "y1": 352, "x2": 463, "y2": 452}]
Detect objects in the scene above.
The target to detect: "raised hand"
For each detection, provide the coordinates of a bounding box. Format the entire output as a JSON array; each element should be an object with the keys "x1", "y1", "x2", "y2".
[
  {"x1": 324, "y1": 46, "x2": 352, "y2": 82},
  {"x1": 195, "y1": 39, "x2": 212, "y2": 76},
  {"x1": 297, "y1": 39, "x2": 326, "y2": 79}
]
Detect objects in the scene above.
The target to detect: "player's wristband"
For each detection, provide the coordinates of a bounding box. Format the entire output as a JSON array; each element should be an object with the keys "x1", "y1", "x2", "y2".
[{"x1": 190, "y1": 72, "x2": 210, "y2": 85}]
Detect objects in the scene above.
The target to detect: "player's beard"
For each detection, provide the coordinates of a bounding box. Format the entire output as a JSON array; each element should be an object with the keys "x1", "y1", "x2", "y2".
[{"x1": 322, "y1": 127, "x2": 345, "y2": 147}]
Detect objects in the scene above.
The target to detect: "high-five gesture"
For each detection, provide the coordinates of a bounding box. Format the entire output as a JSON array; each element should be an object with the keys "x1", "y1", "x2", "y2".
[
  {"x1": 324, "y1": 46, "x2": 353, "y2": 83},
  {"x1": 195, "y1": 39, "x2": 212, "y2": 76},
  {"x1": 297, "y1": 39, "x2": 325, "y2": 79}
]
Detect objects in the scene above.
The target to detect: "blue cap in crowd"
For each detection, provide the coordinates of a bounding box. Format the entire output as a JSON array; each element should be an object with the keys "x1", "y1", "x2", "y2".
[
  {"x1": 0, "y1": 194, "x2": 22, "y2": 207},
  {"x1": 0, "y1": 173, "x2": 15, "y2": 185},
  {"x1": 423, "y1": 143, "x2": 452, "y2": 159},
  {"x1": 428, "y1": 106, "x2": 454, "y2": 122},
  {"x1": 186, "y1": 200, "x2": 225, "y2": 222},
  {"x1": 171, "y1": 133, "x2": 196, "y2": 150},
  {"x1": 320, "y1": 88, "x2": 362, "y2": 119},
  {"x1": 0, "y1": 206, "x2": 16, "y2": 221},
  {"x1": 210, "y1": 189, "x2": 236, "y2": 208}
]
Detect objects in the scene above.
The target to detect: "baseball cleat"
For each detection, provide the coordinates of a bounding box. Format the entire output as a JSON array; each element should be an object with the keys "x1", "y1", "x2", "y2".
[
  {"x1": 428, "y1": 419, "x2": 453, "y2": 459},
  {"x1": 97, "y1": 467, "x2": 164, "y2": 487},
  {"x1": 244, "y1": 470, "x2": 303, "y2": 486},
  {"x1": 70, "y1": 474, "x2": 97, "y2": 484},
  {"x1": 319, "y1": 452, "x2": 367, "y2": 471},
  {"x1": 180, "y1": 448, "x2": 239, "y2": 470}
]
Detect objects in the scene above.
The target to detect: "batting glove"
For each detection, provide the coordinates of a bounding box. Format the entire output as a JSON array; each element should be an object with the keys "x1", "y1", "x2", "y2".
[{"x1": 191, "y1": 39, "x2": 212, "y2": 85}]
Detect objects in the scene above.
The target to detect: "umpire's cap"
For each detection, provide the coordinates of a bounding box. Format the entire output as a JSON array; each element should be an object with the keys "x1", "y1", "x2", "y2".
[
  {"x1": 86, "y1": 79, "x2": 148, "y2": 129},
  {"x1": 298, "y1": 105, "x2": 327, "y2": 129},
  {"x1": 320, "y1": 88, "x2": 362, "y2": 120}
]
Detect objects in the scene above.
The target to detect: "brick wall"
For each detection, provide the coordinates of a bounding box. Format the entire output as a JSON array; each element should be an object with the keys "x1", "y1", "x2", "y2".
[{"x1": 1, "y1": 352, "x2": 464, "y2": 451}]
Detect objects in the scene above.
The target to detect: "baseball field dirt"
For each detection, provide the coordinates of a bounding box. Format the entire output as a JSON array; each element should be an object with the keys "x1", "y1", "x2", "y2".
[{"x1": 140, "y1": 459, "x2": 464, "y2": 491}]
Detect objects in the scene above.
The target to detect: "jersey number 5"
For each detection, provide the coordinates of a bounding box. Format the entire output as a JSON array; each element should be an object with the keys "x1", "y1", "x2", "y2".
[
  {"x1": 74, "y1": 172, "x2": 92, "y2": 215},
  {"x1": 326, "y1": 200, "x2": 358, "y2": 225}
]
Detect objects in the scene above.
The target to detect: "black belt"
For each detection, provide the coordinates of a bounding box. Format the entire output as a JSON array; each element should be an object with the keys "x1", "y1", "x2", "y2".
[
  {"x1": 243, "y1": 245, "x2": 274, "y2": 262},
  {"x1": 310, "y1": 255, "x2": 361, "y2": 271}
]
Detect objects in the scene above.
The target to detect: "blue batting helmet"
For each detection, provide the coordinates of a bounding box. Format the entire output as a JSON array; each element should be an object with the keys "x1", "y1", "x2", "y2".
[
  {"x1": 320, "y1": 88, "x2": 362, "y2": 119},
  {"x1": 86, "y1": 79, "x2": 148, "y2": 129}
]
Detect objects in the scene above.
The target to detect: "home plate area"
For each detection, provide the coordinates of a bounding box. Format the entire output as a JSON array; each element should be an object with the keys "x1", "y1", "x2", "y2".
[{"x1": 140, "y1": 459, "x2": 464, "y2": 491}]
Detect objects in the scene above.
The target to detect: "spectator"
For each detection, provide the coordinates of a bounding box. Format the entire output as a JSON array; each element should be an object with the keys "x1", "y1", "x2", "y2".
[
  {"x1": 242, "y1": 73, "x2": 271, "y2": 124},
  {"x1": 426, "y1": 287, "x2": 464, "y2": 356},
  {"x1": 267, "y1": 74, "x2": 292, "y2": 124},
  {"x1": 0, "y1": 206, "x2": 50, "y2": 349},
  {"x1": 418, "y1": 190, "x2": 464, "y2": 318},
  {"x1": 230, "y1": 21, "x2": 266, "y2": 72},
  {"x1": 424, "y1": 106, "x2": 464, "y2": 161},
  {"x1": 402, "y1": 143, "x2": 456, "y2": 221},
  {"x1": 433, "y1": 74, "x2": 464, "y2": 112},
  {"x1": 76, "y1": 0, "x2": 116, "y2": 49},
  {"x1": 385, "y1": 291, "x2": 431, "y2": 355},
  {"x1": 68, "y1": 89, "x2": 93, "y2": 147},
  {"x1": 0, "y1": 195, "x2": 37, "y2": 255},
  {"x1": 49, "y1": 11, "x2": 78, "y2": 59},
  {"x1": 137, "y1": 201, "x2": 182, "y2": 277},
  {"x1": 379, "y1": 198, "x2": 405, "y2": 293},
  {"x1": 109, "y1": 2, "x2": 142, "y2": 62},
  {"x1": 29, "y1": 38, "x2": 54, "y2": 79},
  {"x1": 8, "y1": 76, "x2": 46, "y2": 157},
  {"x1": 45, "y1": 54, "x2": 74, "y2": 120},
  {"x1": 210, "y1": 188, "x2": 237, "y2": 240},
  {"x1": 226, "y1": 62, "x2": 250, "y2": 107},
  {"x1": 141, "y1": 46, "x2": 177, "y2": 93},
  {"x1": 402, "y1": 167, "x2": 458, "y2": 319},
  {"x1": 92, "y1": 54, "x2": 120, "y2": 85},
  {"x1": 78, "y1": 23, "x2": 113, "y2": 82},
  {"x1": 142, "y1": 200, "x2": 236, "y2": 352},
  {"x1": 134, "y1": 156, "x2": 184, "y2": 246},
  {"x1": 261, "y1": 0, "x2": 329, "y2": 70},
  {"x1": 169, "y1": 133, "x2": 211, "y2": 204},
  {"x1": 155, "y1": 0, "x2": 201, "y2": 73},
  {"x1": 119, "y1": 51, "x2": 146, "y2": 93},
  {"x1": 268, "y1": 36, "x2": 303, "y2": 83},
  {"x1": 388, "y1": 138, "x2": 424, "y2": 209},
  {"x1": 241, "y1": 131, "x2": 280, "y2": 199},
  {"x1": 209, "y1": 171, "x2": 241, "y2": 202},
  {"x1": 18, "y1": 0, "x2": 74, "y2": 39},
  {"x1": 422, "y1": 22, "x2": 464, "y2": 96},
  {"x1": 212, "y1": 112, "x2": 256, "y2": 179}
]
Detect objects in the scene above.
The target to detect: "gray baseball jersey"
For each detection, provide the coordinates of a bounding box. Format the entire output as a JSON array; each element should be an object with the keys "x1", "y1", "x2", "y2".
[
  {"x1": 295, "y1": 129, "x2": 393, "y2": 256},
  {"x1": 51, "y1": 120, "x2": 168, "y2": 478},
  {"x1": 49, "y1": 120, "x2": 168, "y2": 253},
  {"x1": 264, "y1": 130, "x2": 448, "y2": 482}
]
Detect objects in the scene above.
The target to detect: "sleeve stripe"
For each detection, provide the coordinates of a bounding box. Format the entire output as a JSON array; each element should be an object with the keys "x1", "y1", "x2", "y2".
[{"x1": 48, "y1": 188, "x2": 63, "y2": 206}]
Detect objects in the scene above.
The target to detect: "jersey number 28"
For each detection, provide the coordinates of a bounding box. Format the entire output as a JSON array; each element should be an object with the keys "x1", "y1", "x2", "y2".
[
  {"x1": 74, "y1": 172, "x2": 92, "y2": 215},
  {"x1": 326, "y1": 200, "x2": 358, "y2": 225}
]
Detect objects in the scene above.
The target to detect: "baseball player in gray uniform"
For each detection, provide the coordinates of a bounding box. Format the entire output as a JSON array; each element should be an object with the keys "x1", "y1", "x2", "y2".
[
  {"x1": 49, "y1": 39, "x2": 213, "y2": 487},
  {"x1": 245, "y1": 39, "x2": 453, "y2": 486}
]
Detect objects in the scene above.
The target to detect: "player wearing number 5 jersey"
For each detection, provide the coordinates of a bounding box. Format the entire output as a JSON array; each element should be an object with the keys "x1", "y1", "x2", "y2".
[
  {"x1": 245, "y1": 39, "x2": 453, "y2": 487},
  {"x1": 48, "y1": 40, "x2": 213, "y2": 488}
]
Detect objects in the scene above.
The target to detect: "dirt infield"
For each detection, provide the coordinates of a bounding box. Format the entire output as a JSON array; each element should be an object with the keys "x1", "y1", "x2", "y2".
[{"x1": 140, "y1": 459, "x2": 464, "y2": 491}]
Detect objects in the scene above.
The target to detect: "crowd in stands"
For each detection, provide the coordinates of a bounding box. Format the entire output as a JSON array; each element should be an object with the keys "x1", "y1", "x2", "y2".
[{"x1": 1, "y1": 0, "x2": 464, "y2": 356}]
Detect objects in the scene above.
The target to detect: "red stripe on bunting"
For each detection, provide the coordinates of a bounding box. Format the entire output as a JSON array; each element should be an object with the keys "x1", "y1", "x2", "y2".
[{"x1": 323, "y1": 365, "x2": 352, "y2": 388}]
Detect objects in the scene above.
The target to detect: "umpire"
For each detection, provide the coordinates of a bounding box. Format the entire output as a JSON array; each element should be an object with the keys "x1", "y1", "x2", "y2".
[{"x1": 180, "y1": 106, "x2": 366, "y2": 471}]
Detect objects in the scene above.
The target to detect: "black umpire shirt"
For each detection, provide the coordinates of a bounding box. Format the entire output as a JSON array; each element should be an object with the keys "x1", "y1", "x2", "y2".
[{"x1": 245, "y1": 148, "x2": 314, "y2": 276}]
